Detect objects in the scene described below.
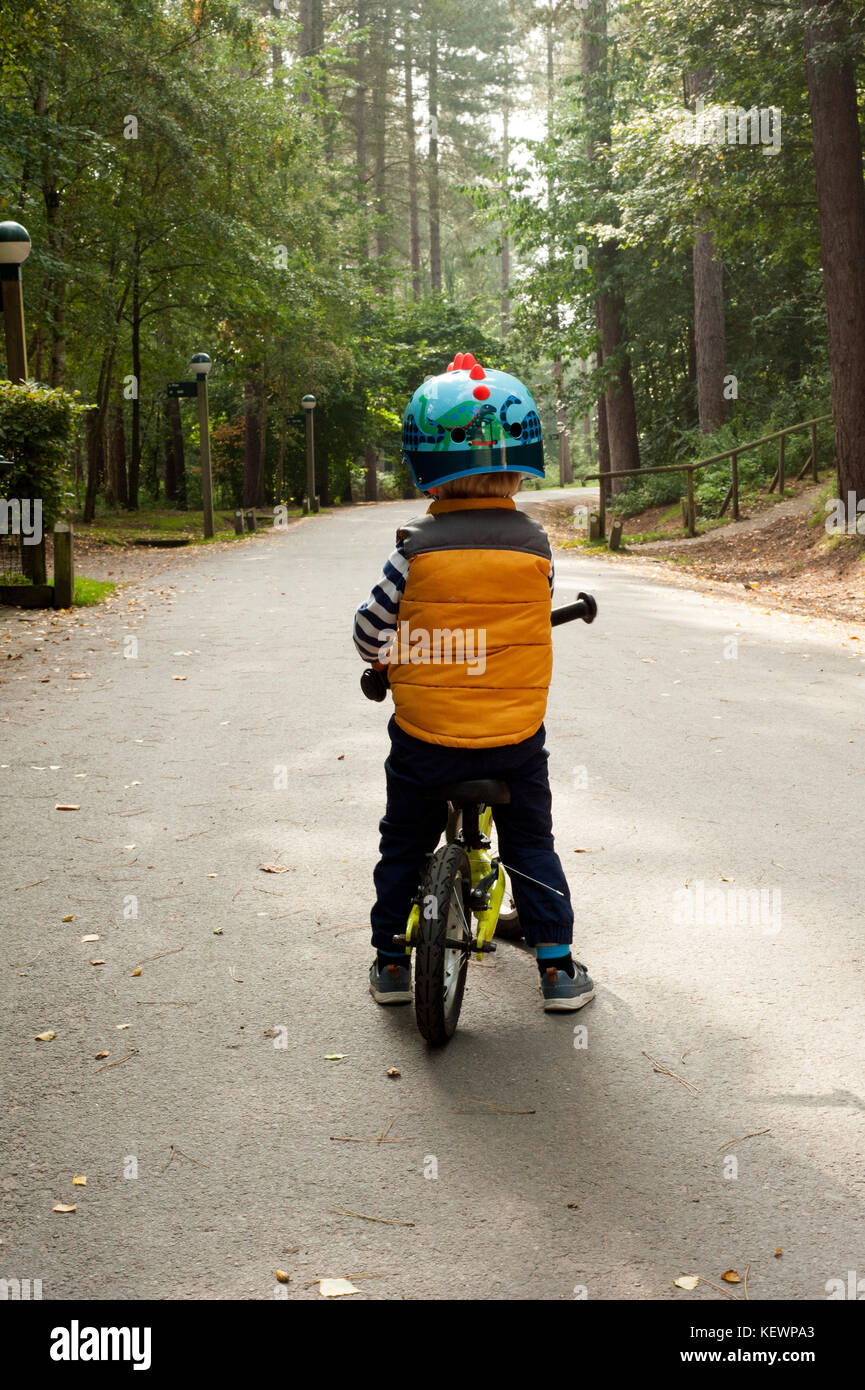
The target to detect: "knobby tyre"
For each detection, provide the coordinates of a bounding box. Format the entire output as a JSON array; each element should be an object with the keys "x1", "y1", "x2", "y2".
[{"x1": 415, "y1": 842, "x2": 472, "y2": 1045}]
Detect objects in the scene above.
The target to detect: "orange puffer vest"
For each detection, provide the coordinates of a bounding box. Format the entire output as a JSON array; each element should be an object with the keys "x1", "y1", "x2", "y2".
[{"x1": 388, "y1": 497, "x2": 553, "y2": 748}]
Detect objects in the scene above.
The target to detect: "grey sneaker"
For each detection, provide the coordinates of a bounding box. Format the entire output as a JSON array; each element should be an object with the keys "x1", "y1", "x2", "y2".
[
  {"x1": 541, "y1": 959, "x2": 595, "y2": 1012},
  {"x1": 369, "y1": 958, "x2": 412, "y2": 1004}
]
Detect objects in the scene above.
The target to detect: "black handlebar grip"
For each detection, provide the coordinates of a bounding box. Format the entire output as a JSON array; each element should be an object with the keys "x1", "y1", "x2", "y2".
[
  {"x1": 551, "y1": 591, "x2": 598, "y2": 627},
  {"x1": 360, "y1": 666, "x2": 390, "y2": 702}
]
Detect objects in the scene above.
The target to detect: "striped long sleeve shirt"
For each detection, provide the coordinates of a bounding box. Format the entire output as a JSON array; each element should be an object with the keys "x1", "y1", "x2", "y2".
[{"x1": 352, "y1": 537, "x2": 555, "y2": 663}]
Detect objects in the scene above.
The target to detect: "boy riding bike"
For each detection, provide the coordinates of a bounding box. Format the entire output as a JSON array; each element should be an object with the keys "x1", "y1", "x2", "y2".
[{"x1": 353, "y1": 352, "x2": 595, "y2": 1015}]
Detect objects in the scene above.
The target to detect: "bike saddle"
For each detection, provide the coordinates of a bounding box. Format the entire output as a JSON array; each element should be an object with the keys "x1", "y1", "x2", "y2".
[{"x1": 427, "y1": 778, "x2": 511, "y2": 806}]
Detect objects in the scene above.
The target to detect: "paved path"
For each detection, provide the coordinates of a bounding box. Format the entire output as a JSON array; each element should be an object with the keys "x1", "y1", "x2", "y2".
[{"x1": 2, "y1": 499, "x2": 864, "y2": 1300}]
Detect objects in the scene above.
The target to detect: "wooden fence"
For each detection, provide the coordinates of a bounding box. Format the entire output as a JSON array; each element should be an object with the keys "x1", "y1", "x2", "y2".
[{"x1": 584, "y1": 414, "x2": 832, "y2": 540}]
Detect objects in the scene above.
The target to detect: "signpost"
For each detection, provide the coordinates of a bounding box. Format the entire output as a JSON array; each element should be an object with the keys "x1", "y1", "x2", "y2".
[
  {"x1": 301, "y1": 394, "x2": 318, "y2": 514},
  {"x1": 166, "y1": 353, "x2": 214, "y2": 538}
]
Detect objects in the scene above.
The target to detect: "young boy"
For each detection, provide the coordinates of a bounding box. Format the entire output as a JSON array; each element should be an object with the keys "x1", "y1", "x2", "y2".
[{"x1": 353, "y1": 352, "x2": 594, "y2": 1013}]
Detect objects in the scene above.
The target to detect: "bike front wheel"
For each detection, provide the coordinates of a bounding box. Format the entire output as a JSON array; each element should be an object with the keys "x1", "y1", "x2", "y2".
[{"x1": 414, "y1": 842, "x2": 472, "y2": 1045}]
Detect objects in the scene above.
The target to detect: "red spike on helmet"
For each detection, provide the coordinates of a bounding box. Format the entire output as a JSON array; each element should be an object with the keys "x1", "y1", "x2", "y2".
[
  {"x1": 453, "y1": 352, "x2": 466, "y2": 369},
  {"x1": 469, "y1": 364, "x2": 485, "y2": 380},
  {"x1": 462, "y1": 352, "x2": 476, "y2": 368},
  {"x1": 446, "y1": 362, "x2": 456, "y2": 372}
]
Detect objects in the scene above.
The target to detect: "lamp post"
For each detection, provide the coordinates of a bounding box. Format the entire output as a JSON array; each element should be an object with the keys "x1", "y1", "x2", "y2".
[
  {"x1": 0, "y1": 221, "x2": 31, "y2": 383},
  {"x1": 301, "y1": 394, "x2": 318, "y2": 514},
  {"x1": 190, "y1": 353, "x2": 214, "y2": 539}
]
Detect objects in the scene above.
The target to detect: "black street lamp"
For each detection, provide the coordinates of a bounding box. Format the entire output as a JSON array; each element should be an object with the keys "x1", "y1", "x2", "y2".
[
  {"x1": 301, "y1": 394, "x2": 318, "y2": 514},
  {"x1": 189, "y1": 353, "x2": 214, "y2": 539},
  {"x1": 0, "y1": 221, "x2": 31, "y2": 383}
]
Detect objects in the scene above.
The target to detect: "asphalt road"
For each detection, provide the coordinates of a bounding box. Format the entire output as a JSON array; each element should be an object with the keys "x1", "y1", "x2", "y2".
[{"x1": 2, "y1": 495, "x2": 865, "y2": 1301}]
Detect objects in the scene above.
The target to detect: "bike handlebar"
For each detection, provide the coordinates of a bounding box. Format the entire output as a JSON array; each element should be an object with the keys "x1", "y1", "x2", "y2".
[
  {"x1": 550, "y1": 591, "x2": 598, "y2": 626},
  {"x1": 360, "y1": 591, "x2": 597, "y2": 701}
]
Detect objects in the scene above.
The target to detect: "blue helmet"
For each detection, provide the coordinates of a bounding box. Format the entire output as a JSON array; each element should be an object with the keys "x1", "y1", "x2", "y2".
[{"x1": 401, "y1": 352, "x2": 544, "y2": 491}]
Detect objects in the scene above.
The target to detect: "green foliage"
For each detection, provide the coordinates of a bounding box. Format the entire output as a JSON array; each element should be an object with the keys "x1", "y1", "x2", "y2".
[{"x1": 0, "y1": 382, "x2": 87, "y2": 526}]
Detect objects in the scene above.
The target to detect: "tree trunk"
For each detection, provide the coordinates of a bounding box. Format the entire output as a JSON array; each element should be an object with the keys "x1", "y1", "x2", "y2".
[
  {"x1": 501, "y1": 75, "x2": 511, "y2": 335},
  {"x1": 582, "y1": 0, "x2": 639, "y2": 490},
  {"x1": 692, "y1": 219, "x2": 727, "y2": 432},
  {"x1": 164, "y1": 395, "x2": 185, "y2": 503},
  {"x1": 83, "y1": 345, "x2": 115, "y2": 522},
  {"x1": 686, "y1": 70, "x2": 727, "y2": 433},
  {"x1": 371, "y1": 2, "x2": 391, "y2": 278},
  {"x1": 355, "y1": 1, "x2": 369, "y2": 257},
  {"x1": 597, "y1": 246, "x2": 640, "y2": 490},
  {"x1": 428, "y1": 28, "x2": 442, "y2": 293},
  {"x1": 364, "y1": 443, "x2": 378, "y2": 501},
  {"x1": 403, "y1": 4, "x2": 421, "y2": 298},
  {"x1": 804, "y1": 0, "x2": 865, "y2": 498},
  {"x1": 552, "y1": 360, "x2": 573, "y2": 484},
  {"x1": 546, "y1": 10, "x2": 572, "y2": 480},
  {"x1": 276, "y1": 410, "x2": 287, "y2": 503},
  {"x1": 128, "y1": 248, "x2": 142, "y2": 507},
  {"x1": 583, "y1": 411, "x2": 594, "y2": 468},
  {"x1": 110, "y1": 403, "x2": 128, "y2": 509},
  {"x1": 299, "y1": 0, "x2": 323, "y2": 102},
  {"x1": 243, "y1": 378, "x2": 265, "y2": 508},
  {"x1": 596, "y1": 378, "x2": 611, "y2": 481},
  {"x1": 84, "y1": 407, "x2": 105, "y2": 523}
]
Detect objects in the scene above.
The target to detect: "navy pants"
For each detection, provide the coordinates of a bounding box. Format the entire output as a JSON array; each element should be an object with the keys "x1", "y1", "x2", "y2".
[{"x1": 370, "y1": 716, "x2": 574, "y2": 950}]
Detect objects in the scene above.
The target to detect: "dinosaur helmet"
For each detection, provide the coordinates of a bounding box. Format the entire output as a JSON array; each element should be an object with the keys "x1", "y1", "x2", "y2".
[{"x1": 401, "y1": 352, "x2": 544, "y2": 491}]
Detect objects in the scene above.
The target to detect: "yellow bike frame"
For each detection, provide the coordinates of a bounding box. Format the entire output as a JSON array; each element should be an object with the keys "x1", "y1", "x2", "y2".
[{"x1": 404, "y1": 804, "x2": 504, "y2": 962}]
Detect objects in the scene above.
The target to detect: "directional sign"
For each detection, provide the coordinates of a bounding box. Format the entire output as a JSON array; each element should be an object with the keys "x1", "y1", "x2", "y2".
[{"x1": 166, "y1": 381, "x2": 198, "y2": 398}]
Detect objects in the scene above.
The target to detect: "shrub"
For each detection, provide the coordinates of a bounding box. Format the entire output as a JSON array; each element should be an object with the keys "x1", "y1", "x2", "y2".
[{"x1": 0, "y1": 381, "x2": 88, "y2": 528}]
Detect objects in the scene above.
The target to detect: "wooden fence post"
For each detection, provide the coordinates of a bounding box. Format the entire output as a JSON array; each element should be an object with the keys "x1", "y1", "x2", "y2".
[
  {"x1": 811, "y1": 421, "x2": 818, "y2": 482},
  {"x1": 686, "y1": 469, "x2": 696, "y2": 537},
  {"x1": 52, "y1": 522, "x2": 74, "y2": 609},
  {"x1": 731, "y1": 452, "x2": 739, "y2": 520},
  {"x1": 778, "y1": 433, "x2": 786, "y2": 493},
  {"x1": 234, "y1": 510, "x2": 244, "y2": 535}
]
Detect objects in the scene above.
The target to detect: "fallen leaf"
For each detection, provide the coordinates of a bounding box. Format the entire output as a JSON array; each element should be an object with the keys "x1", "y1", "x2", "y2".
[
  {"x1": 80, "y1": 934, "x2": 99, "y2": 943},
  {"x1": 319, "y1": 1278, "x2": 360, "y2": 1298},
  {"x1": 94, "y1": 1052, "x2": 109, "y2": 1060},
  {"x1": 721, "y1": 1270, "x2": 742, "y2": 1284},
  {"x1": 55, "y1": 804, "x2": 80, "y2": 811},
  {"x1": 172, "y1": 675, "x2": 188, "y2": 680},
  {"x1": 275, "y1": 1269, "x2": 290, "y2": 1284},
  {"x1": 774, "y1": 1248, "x2": 782, "y2": 1257},
  {"x1": 131, "y1": 967, "x2": 142, "y2": 977},
  {"x1": 386, "y1": 1067, "x2": 401, "y2": 1078},
  {"x1": 62, "y1": 914, "x2": 74, "y2": 922},
  {"x1": 566, "y1": 1202, "x2": 580, "y2": 1210},
  {"x1": 213, "y1": 928, "x2": 223, "y2": 935},
  {"x1": 673, "y1": 1275, "x2": 700, "y2": 1291},
  {"x1": 116, "y1": 1023, "x2": 131, "y2": 1030},
  {"x1": 324, "y1": 1054, "x2": 346, "y2": 1061},
  {"x1": 90, "y1": 959, "x2": 106, "y2": 966},
  {"x1": 52, "y1": 1203, "x2": 76, "y2": 1214},
  {"x1": 35, "y1": 1031, "x2": 56, "y2": 1042},
  {"x1": 259, "y1": 863, "x2": 290, "y2": 874},
  {"x1": 72, "y1": 1176, "x2": 87, "y2": 1186}
]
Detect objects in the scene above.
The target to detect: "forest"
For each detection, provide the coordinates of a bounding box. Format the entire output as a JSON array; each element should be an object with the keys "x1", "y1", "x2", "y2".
[{"x1": 2, "y1": 0, "x2": 865, "y2": 521}]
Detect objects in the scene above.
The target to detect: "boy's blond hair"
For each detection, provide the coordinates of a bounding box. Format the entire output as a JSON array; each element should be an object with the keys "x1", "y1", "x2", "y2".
[{"x1": 434, "y1": 471, "x2": 523, "y2": 500}]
